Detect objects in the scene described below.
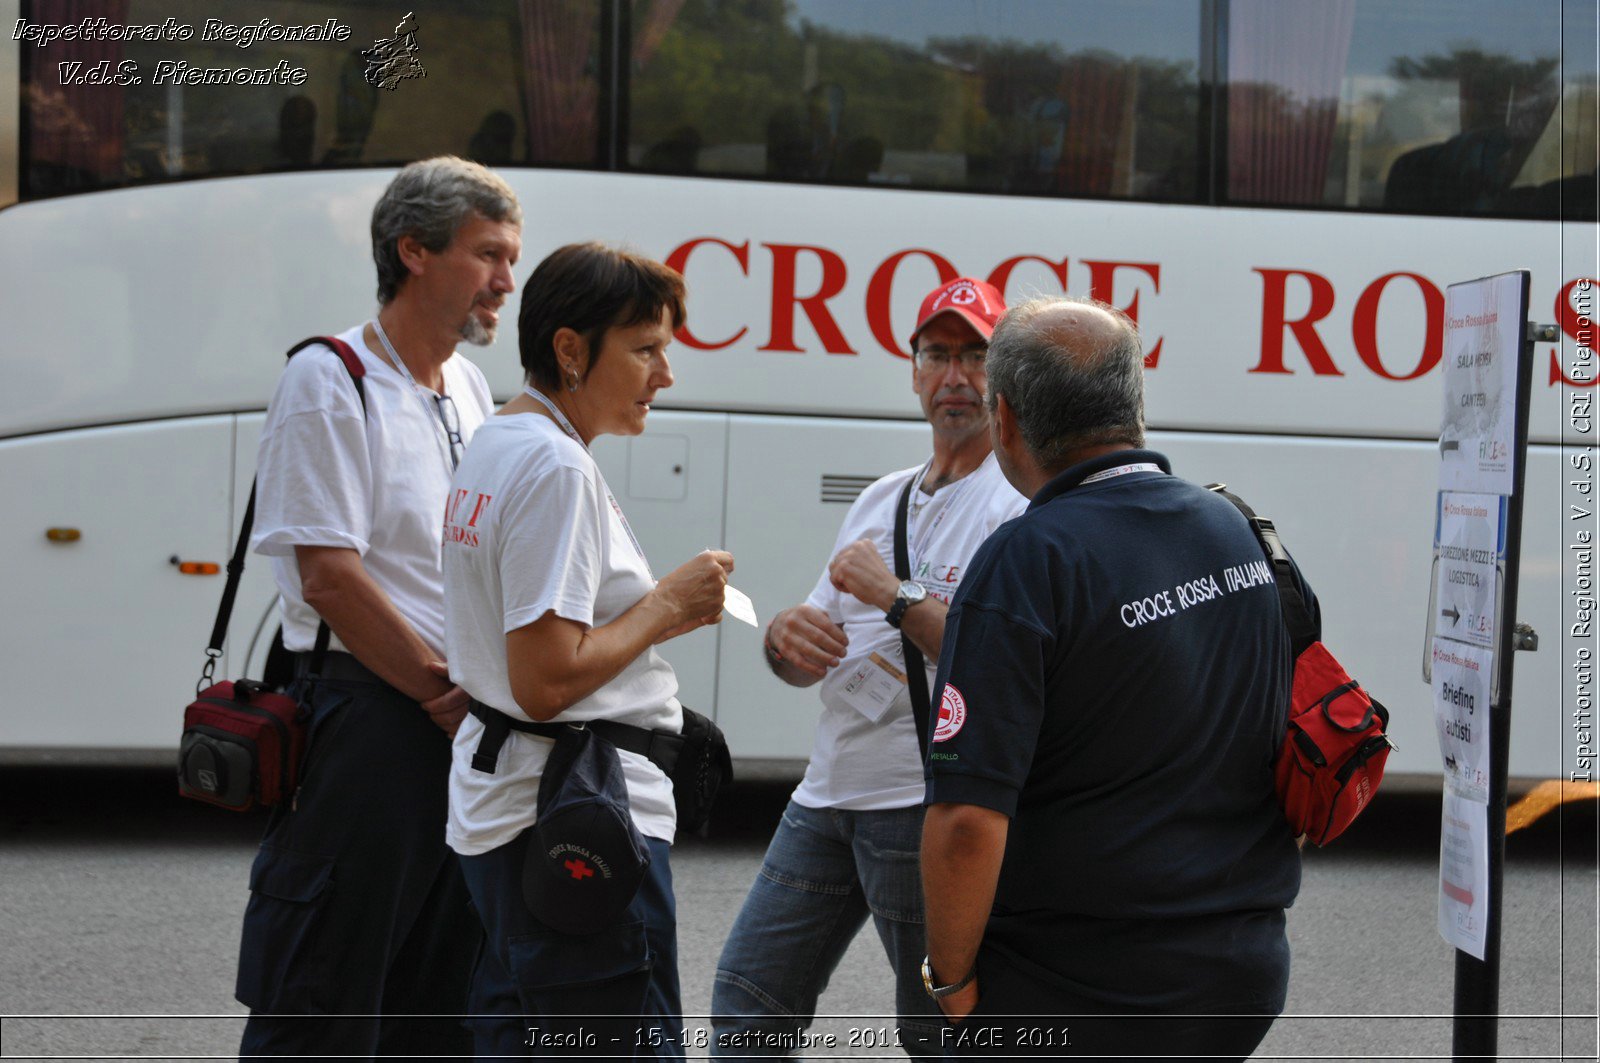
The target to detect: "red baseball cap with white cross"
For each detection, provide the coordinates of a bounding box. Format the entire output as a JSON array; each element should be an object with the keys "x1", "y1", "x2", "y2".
[{"x1": 908, "y1": 277, "x2": 1007, "y2": 349}]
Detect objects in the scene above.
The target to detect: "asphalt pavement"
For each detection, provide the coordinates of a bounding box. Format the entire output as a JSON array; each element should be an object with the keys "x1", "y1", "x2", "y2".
[{"x1": 1, "y1": 765, "x2": 1594, "y2": 1061}]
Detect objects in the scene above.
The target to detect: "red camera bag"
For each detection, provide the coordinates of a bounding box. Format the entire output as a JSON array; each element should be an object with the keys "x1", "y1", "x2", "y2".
[
  {"x1": 1210, "y1": 485, "x2": 1395, "y2": 846},
  {"x1": 178, "y1": 337, "x2": 365, "y2": 811},
  {"x1": 180, "y1": 680, "x2": 305, "y2": 811}
]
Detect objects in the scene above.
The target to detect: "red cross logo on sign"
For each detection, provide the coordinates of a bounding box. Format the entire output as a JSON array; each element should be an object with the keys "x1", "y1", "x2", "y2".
[{"x1": 564, "y1": 858, "x2": 595, "y2": 881}]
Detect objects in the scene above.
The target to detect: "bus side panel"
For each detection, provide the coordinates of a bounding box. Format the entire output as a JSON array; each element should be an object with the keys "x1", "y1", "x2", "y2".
[
  {"x1": 1152, "y1": 432, "x2": 1567, "y2": 780},
  {"x1": 0, "y1": 419, "x2": 234, "y2": 749},
  {"x1": 590, "y1": 412, "x2": 730, "y2": 718},
  {"x1": 716, "y1": 415, "x2": 934, "y2": 759}
]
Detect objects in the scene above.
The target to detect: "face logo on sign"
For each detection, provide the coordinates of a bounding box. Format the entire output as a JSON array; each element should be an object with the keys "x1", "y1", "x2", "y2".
[{"x1": 933, "y1": 683, "x2": 967, "y2": 743}]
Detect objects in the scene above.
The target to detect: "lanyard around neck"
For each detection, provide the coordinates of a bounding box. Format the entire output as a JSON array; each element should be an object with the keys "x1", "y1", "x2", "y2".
[
  {"x1": 1080, "y1": 462, "x2": 1163, "y2": 486},
  {"x1": 371, "y1": 317, "x2": 459, "y2": 473},
  {"x1": 522, "y1": 386, "x2": 585, "y2": 448},
  {"x1": 905, "y1": 459, "x2": 977, "y2": 568},
  {"x1": 521, "y1": 386, "x2": 652, "y2": 577}
]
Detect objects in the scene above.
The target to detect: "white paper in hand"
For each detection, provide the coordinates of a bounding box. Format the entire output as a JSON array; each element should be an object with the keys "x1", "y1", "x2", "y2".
[{"x1": 722, "y1": 584, "x2": 758, "y2": 627}]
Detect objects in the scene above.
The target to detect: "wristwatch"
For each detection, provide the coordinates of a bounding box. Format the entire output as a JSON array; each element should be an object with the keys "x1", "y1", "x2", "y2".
[
  {"x1": 885, "y1": 580, "x2": 927, "y2": 629},
  {"x1": 921, "y1": 956, "x2": 977, "y2": 999}
]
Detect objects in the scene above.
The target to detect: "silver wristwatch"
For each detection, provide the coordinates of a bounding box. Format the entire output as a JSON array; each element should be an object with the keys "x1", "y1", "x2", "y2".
[
  {"x1": 921, "y1": 956, "x2": 977, "y2": 999},
  {"x1": 885, "y1": 579, "x2": 927, "y2": 629}
]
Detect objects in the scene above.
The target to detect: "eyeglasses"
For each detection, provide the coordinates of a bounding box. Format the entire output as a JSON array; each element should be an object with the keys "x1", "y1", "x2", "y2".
[
  {"x1": 433, "y1": 393, "x2": 465, "y2": 470},
  {"x1": 914, "y1": 344, "x2": 988, "y2": 373}
]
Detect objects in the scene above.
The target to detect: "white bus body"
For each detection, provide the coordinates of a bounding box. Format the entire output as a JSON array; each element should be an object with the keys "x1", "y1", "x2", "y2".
[
  {"x1": 2, "y1": 0, "x2": 1594, "y2": 781},
  {"x1": 1, "y1": 168, "x2": 1592, "y2": 779}
]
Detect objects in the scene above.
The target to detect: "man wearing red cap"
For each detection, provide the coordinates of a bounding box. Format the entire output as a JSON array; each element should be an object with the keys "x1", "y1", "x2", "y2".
[{"x1": 711, "y1": 278, "x2": 1026, "y2": 1061}]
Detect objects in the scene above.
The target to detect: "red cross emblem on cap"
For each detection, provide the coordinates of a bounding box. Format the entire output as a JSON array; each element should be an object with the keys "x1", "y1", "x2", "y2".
[{"x1": 564, "y1": 857, "x2": 595, "y2": 881}]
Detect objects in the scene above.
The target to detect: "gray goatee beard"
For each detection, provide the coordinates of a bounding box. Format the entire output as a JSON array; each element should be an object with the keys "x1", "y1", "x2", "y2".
[{"x1": 459, "y1": 313, "x2": 495, "y2": 347}]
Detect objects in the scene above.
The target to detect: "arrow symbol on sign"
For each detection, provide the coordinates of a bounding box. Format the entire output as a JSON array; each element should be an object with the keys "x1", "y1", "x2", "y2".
[
  {"x1": 1441, "y1": 605, "x2": 1461, "y2": 625},
  {"x1": 1442, "y1": 879, "x2": 1475, "y2": 906},
  {"x1": 1440, "y1": 439, "x2": 1460, "y2": 454}
]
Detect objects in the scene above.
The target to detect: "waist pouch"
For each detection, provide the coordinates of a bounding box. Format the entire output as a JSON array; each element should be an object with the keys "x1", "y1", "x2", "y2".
[
  {"x1": 469, "y1": 702, "x2": 731, "y2": 833},
  {"x1": 523, "y1": 723, "x2": 651, "y2": 935},
  {"x1": 1275, "y1": 642, "x2": 1393, "y2": 845},
  {"x1": 179, "y1": 679, "x2": 305, "y2": 811}
]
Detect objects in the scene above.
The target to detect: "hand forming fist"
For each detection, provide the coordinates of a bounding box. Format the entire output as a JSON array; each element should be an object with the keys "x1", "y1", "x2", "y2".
[
  {"x1": 765, "y1": 604, "x2": 848, "y2": 679},
  {"x1": 828, "y1": 539, "x2": 900, "y2": 613}
]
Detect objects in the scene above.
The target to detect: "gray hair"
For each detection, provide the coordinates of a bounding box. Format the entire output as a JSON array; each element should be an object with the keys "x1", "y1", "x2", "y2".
[
  {"x1": 370, "y1": 156, "x2": 523, "y2": 304},
  {"x1": 984, "y1": 295, "x2": 1146, "y2": 470}
]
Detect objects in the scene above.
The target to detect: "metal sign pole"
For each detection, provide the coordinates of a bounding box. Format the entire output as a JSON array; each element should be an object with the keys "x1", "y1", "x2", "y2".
[{"x1": 1449, "y1": 285, "x2": 1541, "y2": 1062}]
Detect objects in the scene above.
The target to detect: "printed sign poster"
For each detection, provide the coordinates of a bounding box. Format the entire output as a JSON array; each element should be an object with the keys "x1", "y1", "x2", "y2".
[
  {"x1": 1438, "y1": 790, "x2": 1490, "y2": 960},
  {"x1": 1431, "y1": 638, "x2": 1493, "y2": 802},
  {"x1": 1433, "y1": 492, "x2": 1506, "y2": 651},
  {"x1": 1439, "y1": 272, "x2": 1524, "y2": 496},
  {"x1": 1433, "y1": 636, "x2": 1493, "y2": 959}
]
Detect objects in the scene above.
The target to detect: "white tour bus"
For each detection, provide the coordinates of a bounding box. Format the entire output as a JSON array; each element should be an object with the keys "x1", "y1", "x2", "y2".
[{"x1": 1, "y1": 0, "x2": 1594, "y2": 781}]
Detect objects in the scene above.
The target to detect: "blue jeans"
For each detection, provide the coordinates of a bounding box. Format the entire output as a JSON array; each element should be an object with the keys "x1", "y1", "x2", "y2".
[
  {"x1": 711, "y1": 801, "x2": 940, "y2": 1061},
  {"x1": 461, "y1": 831, "x2": 683, "y2": 1059}
]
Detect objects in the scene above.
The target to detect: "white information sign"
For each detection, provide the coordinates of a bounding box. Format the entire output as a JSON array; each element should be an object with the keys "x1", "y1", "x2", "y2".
[
  {"x1": 1433, "y1": 492, "x2": 1505, "y2": 650},
  {"x1": 1438, "y1": 791, "x2": 1490, "y2": 960},
  {"x1": 1431, "y1": 638, "x2": 1493, "y2": 801},
  {"x1": 1439, "y1": 273, "x2": 1524, "y2": 496}
]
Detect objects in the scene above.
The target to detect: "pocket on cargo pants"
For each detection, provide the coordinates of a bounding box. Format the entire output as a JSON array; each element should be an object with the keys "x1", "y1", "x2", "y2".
[
  {"x1": 509, "y1": 919, "x2": 652, "y2": 1054},
  {"x1": 235, "y1": 846, "x2": 335, "y2": 1013}
]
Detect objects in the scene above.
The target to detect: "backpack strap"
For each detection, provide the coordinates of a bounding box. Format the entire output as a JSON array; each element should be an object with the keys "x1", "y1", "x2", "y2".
[
  {"x1": 197, "y1": 337, "x2": 367, "y2": 693},
  {"x1": 894, "y1": 476, "x2": 933, "y2": 762},
  {"x1": 1205, "y1": 483, "x2": 1319, "y2": 658}
]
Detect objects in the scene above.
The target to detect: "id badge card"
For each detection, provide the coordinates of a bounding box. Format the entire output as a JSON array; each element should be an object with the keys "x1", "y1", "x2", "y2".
[{"x1": 838, "y1": 651, "x2": 909, "y2": 723}]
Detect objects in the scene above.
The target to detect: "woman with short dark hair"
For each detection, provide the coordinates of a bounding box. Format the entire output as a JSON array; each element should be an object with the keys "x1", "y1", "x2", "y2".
[{"x1": 441, "y1": 242, "x2": 732, "y2": 1057}]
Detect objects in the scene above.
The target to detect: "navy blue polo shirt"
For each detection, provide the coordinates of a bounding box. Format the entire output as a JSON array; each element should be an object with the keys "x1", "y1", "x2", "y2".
[{"x1": 926, "y1": 449, "x2": 1314, "y2": 928}]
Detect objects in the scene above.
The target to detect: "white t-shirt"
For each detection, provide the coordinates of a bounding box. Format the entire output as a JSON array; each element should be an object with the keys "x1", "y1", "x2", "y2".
[
  {"x1": 792, "y1": 452, "x2": 1027, "y2": 811},
  {"x1": 443, "y1": 413, "x2": 681, "y2": 855},
  {"x1": 251, "y1": 323, "x2": 494, "y2": 655}
]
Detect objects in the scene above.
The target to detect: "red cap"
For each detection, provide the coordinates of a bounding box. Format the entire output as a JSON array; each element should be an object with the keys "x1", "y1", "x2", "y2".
[{"x1": 909, "y1": 277, "x2": 1007, "y2": 349}]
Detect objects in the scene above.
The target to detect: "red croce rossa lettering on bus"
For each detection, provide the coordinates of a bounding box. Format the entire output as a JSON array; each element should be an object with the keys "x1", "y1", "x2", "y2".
[
  {"x1": 664, "y1": 238, "x2": 751, "y2": 351},
  {"x1": 1352, "y1": 272, "x2": 1444, "y2": 381},
  {"x1": 667, "y1": 239, "x2": 1164, "y2": 366},
  {"x1": 1256, "y1": 267, "x2": 1590, "y2": 387},
  {"x1": 866, "y1": 249, "x2": 958, "y2": 358},
  {"x1": 759, "y1": 243, "x2": 855, "y2": 355},
  {"x1": 1250, "y1": 268, "x2": 1342, "y2": 376},
  {"x1": 1083, "y1": 260, "x2": 1163, "y2": 369}
]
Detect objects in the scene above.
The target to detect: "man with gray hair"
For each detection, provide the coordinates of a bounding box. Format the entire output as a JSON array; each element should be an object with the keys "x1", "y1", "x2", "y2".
[
  {"x1": 235, "y1": 156, "x2": 521, "y2": 1058},
  {"x1": 919, "y1": 296, "x2": 1316, "y2": 1060}
]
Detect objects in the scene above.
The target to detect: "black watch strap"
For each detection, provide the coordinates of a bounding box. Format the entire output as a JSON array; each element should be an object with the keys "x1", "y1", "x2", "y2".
[{"x1": 886, "y1": 594, "x2": 912, "y2": 629}]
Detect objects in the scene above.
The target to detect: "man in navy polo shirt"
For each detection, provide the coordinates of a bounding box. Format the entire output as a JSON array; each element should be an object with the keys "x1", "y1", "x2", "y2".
[{"x1": 919, "y1": 296, "x2": 1316, "y2": 1061}]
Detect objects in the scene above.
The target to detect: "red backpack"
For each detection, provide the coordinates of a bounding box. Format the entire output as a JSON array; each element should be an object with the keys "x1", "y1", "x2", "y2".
[{"x1": 1210, "y1": 485, "x2": 1395, "y2": 845}]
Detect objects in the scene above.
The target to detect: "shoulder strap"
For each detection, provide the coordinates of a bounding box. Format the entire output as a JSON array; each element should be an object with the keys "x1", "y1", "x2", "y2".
[
  {"x1": 1205, "y1": 483, "x2": 1318, "y2": 657},
  {"x1": 198, "y1": 338, "x2": 367, "y2": 692},
  {"x1": 894, "y1": 477, "x2": 932, "y2": 761}
]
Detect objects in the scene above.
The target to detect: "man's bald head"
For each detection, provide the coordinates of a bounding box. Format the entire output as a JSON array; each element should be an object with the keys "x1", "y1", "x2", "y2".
[{"x1": 984, "y1": 296, "x2": 1146, "y2": 473}]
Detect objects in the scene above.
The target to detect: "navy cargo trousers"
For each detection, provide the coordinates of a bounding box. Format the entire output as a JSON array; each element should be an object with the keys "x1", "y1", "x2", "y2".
[{"x1": 235, "y1": 668, "x2": 479, "y2": 1059}]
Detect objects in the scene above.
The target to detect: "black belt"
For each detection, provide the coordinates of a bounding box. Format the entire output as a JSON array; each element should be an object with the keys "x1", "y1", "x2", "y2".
[
  {"x1": 294, "y1": 650, "x2": 386, "y2": 686},
  {"x1": 468, "y1": 700, "x2": 683, "y2": 777}
]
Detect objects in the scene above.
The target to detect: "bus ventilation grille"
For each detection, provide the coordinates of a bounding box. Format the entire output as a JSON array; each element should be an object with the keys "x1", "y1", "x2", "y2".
[{"x1": 820, "y1": 474, "x2": 878, "y2": 504}]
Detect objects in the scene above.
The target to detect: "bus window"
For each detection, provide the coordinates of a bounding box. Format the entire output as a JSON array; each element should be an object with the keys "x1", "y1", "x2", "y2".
[
  {"x1": 19, "y1": 0, "x2": 602, "y2": 200},
  {"x1": 627, "y1": 0, "x2": 1203, "y2": 203},
  {"x1": 1225, "y1": 0, "x2": 1596, "y2": 220}
]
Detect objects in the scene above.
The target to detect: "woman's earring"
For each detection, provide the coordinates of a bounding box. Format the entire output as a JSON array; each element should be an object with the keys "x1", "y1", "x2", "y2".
[{"x1": 566, "y1": 368, "x2": 580, "y2": 393}]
